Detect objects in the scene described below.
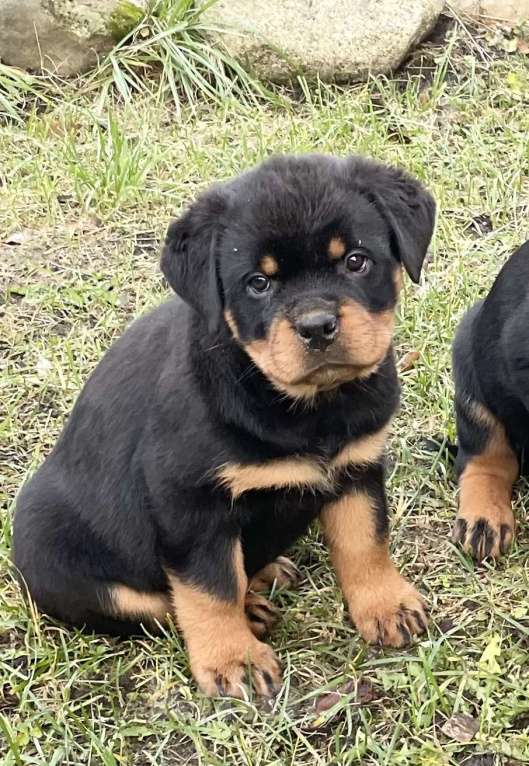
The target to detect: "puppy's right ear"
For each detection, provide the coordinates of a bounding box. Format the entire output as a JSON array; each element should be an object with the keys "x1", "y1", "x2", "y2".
[{"x1": 161, "y1": 186, "x2": 227, "y2": 333}]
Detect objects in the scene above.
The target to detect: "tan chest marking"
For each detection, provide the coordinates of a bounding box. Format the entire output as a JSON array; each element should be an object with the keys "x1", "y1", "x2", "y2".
[
  {"x1": 216, "y1": 426, "x2": 389, "y2": 498},
  {"x1": 217, "y1": 457, "x2": 330, "y2": 498},
  {"x1": 330, "y1": 425, "x2": 389, "y2": 471}
]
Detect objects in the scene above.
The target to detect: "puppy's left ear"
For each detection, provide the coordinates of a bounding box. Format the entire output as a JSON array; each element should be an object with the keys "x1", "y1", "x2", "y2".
[
  {"x1": 353, "y1": 160, "x2": 436, "y2": 283},
  {"x1": 161, "y1": 186, "x2": 227, "y2": 333}
]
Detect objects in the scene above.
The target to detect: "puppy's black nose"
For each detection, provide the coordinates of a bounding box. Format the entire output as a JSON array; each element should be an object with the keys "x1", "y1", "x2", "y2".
[{"x1": 295, "y1": 312, "x2": 338, "y2": 351}]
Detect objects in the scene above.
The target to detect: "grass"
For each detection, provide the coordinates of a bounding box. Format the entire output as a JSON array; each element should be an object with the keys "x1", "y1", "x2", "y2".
[
  {"x1": 2, "y1": 20, "x2": 529, "y2": 766},
  {"x1": 0, "y1": 0, "x2": 265, "y2": 126}
]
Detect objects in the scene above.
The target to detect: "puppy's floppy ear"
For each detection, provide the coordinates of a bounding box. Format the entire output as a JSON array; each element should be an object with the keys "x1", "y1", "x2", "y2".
[
  {"x1": 161, "y1": 186, "x2": 227, "y2": 333},
  {"x1": 352, "y1": 159, "x2": 436, "y2": 283}
]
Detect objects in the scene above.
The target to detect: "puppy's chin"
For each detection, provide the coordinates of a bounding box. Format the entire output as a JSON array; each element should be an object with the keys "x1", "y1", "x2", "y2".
[{"x1": 299, "y1": 361, "x2": 381, "y2": 387}]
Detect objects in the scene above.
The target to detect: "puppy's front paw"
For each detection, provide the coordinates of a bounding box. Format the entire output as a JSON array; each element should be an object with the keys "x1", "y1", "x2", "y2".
[
  {"x1": 249, "y1": 556, "x2": 301, "y2": 592},
  {"x1": 245, "y1": 592, "x2": 280, "y2": 638},
  {"x1": 453, "y1": 510, "x2": 514, "y2": 561},
  {"x1": 349, "y1": 570, "x2": 428, "y2": 648},
  {"x1": 190, "y1": 635, "x2": 282, "y2": 698}
]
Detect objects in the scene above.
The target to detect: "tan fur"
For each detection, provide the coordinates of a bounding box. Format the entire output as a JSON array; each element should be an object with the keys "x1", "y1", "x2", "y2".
[
  {"x1": 167, "y1": 541, "x2": 281, "y2": 697},
  {"x1": 245, "y1": 317, "x2": 306, "y2": 386},
  {"x1": 224, "y1": 310, "x2": 240, "y2": 340},
  {"x1": 217, "y1": 457, "x2": 330, "y2": 498},
  {"x1": 328, "y1": 237, "x2": 346, "y2": 260},
  {"x1": 339, "y1": 301, "x2": 395, "y2": 373},
  {"x1": 259, "y1": 254, "x2": 279, "y2": 276},
  {"x1": 110, "y1": 584, "x2": 170, "y2": 623},
  {"x1": 455, "y1": 403, "x2": 518, "y2": 559},
  {"x1": 321, "y1": 492, "x2": 427, "y2": 647},
  {"x1": 249, "y1": 556, "x2": 300, "y2": 592},
  {"x1": 331, "y1": 426, "x2": 389, "y2": 470}
]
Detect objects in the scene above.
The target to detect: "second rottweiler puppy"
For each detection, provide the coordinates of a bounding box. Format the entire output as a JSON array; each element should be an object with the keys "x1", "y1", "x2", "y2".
[
  {"x1": 13, "y1": 154, "x2": 435, "y2": 697},
  {"x1": 453, "y1": 240, "x2": 529, "y2": 560}
]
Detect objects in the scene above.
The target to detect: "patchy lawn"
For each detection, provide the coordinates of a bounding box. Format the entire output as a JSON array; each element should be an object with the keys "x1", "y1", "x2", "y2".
[{"x1": 1, "y1": 25, "x2": 529, "y2": 766}]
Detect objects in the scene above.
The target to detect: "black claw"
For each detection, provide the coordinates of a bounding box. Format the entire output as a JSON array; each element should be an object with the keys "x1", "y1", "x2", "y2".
[
  {"x1": 261, "y1": 670, "x2": 277, "y2": 695},
  {"x1": 500, "y1": 523, "x2": 512, "y2": 553},
  {"x1": 215, "y1": 674, "x2": 227, "y2": 697},
  {"x1": 453, "y1": 517, "x2": 467, "y2": 543},
  {"x1": 470, "y1": 518, "x2": 494, "y2": 560},
  {"x1": 398, "y1": 621, "x2": 412, "y2": 644},
  {"x1": 412, "y1": 610, "x2": 426, "y2": 632},
  {"x1": 376, "y1": 619, "x2": 385, "y2": 645},
  {"x1": 248, "y1": 612, "x2": 266, "y2": 625}
]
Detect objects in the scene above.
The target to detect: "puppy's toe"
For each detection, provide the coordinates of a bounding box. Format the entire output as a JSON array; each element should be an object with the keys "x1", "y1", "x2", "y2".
[
  {"x1": 193, "y1": 639, "x2": 282, "y2": 699},
  {"x1": 351, "y1": 573, "x2": 428, "y2": 648},
  {"x1": 245, "y1": 592, "x2": 280, "y2": 638},
  {"x1": 453, "y1": 512, "x2": 514, "y2": 561},
  {"x1": 249, "y1": 556, "x2": 301, "y2": 592}
]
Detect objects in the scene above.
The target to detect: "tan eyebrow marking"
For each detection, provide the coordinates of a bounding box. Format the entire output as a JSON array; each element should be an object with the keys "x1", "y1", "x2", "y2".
[
  {"x1": 259, "y1": 255, "x2": 279, "y2": 276},
  {"x1": 328, "y1": 237, "x2": 346, "y2": 260}
]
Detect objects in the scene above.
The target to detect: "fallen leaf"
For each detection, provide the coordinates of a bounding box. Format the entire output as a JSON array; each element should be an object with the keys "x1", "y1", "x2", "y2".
[
  {"x1": 356, "y1": 679, "x2": 379, "y2": 704},
  {"x1": 461, "y1": 755, "x2": 494, "y2": 766},
  {"x1": 441, "y1": 713, "x2": 479, "y2": 743},
  {"x1": 517, "y1": 38, "x2": 529, "y2": 54},
  {"x1": 65, "y1": 214, "x2": 102, "y2": 236},
  {"x1": 314, "y1": 691, "x2": 341, "y2": 714},
  {"x1": 501, "y1": 37, "x2": 518, "y2": 53},
  {"x1": 398, "y1": 350, "x2": 420, "y2": 372},
  {"x1": 313, "y1": 677, "x2": 379, "y2": 719},
  {"x1": 465, "y1": 213, "x2": 493, "y2": 237}
]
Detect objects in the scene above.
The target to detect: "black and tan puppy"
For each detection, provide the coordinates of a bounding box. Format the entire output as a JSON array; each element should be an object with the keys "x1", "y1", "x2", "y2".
[
  {"x1": 453, "y1": 240, "x2": 529, "y2": 561},
  {"x1": 13, "y1": 154, "x2": 435, "y2": 697}
]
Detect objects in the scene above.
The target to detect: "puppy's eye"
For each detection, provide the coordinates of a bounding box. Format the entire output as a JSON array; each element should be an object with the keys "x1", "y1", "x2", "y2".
[
  {"x1": 345, "y1": 250, "x2": 370, "y2": 274},
  {"x1": 247, "y1": 274, "x2": 271, "y2": 295}
]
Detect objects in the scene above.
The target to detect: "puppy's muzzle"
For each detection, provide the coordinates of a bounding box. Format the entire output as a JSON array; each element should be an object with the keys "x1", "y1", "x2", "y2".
[{"x1": 295, "y1": 310, "x2": 338, "y2": 351}]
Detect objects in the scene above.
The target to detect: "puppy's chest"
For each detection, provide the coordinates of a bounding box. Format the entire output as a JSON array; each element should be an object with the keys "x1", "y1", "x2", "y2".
[{"x1": 215, "y1": 426, "x2": 388, "y2": 502}]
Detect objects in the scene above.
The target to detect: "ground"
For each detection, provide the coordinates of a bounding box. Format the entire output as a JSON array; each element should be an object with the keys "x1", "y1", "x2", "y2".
[{"x1": 1, "y1": 22, "x2": 529, "y2": 766}]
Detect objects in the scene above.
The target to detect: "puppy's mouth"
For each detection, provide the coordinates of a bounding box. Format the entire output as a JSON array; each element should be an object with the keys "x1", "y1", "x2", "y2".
[{"x1": 290, "y1": 360, "x2": 377, "y2": 386}]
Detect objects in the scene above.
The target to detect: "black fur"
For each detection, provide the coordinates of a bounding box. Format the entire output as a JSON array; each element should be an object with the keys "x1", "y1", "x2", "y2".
[{"x1": 13, "y1": 154, "x2": 435, "y2": 636}]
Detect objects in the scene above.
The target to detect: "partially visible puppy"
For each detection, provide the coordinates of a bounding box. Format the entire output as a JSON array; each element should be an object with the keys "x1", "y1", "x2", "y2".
[
  {"x1": 13, "y1": 154, "x2": 435, "y2": 698},
  {"x1": 452, "y1": 241, "x2": 529, "y2": 560}
]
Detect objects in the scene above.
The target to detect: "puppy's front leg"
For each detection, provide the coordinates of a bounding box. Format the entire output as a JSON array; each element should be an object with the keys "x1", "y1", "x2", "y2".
[
  {"x1": 167, "y1": 537, "x2": 281, "y2": 698},
  {"x1": 321, "y1": 467, "x2": 427, "y2": 647}
]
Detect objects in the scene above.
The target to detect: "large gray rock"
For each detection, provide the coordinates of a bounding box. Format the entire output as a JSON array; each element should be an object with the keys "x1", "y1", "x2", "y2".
[
  {"x1": 0, "y1": 0, "x2": 145, "y2": 75},
  {"x1": 448, "y1": 0, "x2": 529, "y2": 22},
  {"x1": 207, "y1": 0, "x2": 444, "y2": 83}
]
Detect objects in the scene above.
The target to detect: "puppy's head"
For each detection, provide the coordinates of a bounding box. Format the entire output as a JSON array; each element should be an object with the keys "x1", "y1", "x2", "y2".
[{"x1": 162, "y1": 155, "x2": 435, "y2": 398}]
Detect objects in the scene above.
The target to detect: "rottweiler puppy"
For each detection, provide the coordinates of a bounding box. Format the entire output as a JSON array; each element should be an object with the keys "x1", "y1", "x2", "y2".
[
  {"x1": 453, "y1": 240, "x2": 529, "y2": 561},
  {"x1": 13, "y1": 154, "x2": 435, "y2": 697}
]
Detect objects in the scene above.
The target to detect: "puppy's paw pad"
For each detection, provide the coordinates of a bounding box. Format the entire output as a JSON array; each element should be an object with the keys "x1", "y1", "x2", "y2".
[
  {"x1": 453, "y1": 513, "x2": 514, "y2": 560},
  {"x1": 249, "y1": 556, "x2": 301, "y2": 592},
  {"x1": 351, "y1": 577, "x2": 428, "y2": 648},
  {"x1": 245, "y1": 592, "x2": 280, "y2": 638},
  {"x1": 193, "y1": 640, "x2": 282, "y2": 699}
]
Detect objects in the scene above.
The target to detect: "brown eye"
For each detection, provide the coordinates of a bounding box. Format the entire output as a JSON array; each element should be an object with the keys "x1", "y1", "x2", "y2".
[
  {"x1": 247, "y1": 274, "x2": 271, "y2": 295},
  {"x1": 345, "y1": 251, "x2": 370, "y2": 274}
]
